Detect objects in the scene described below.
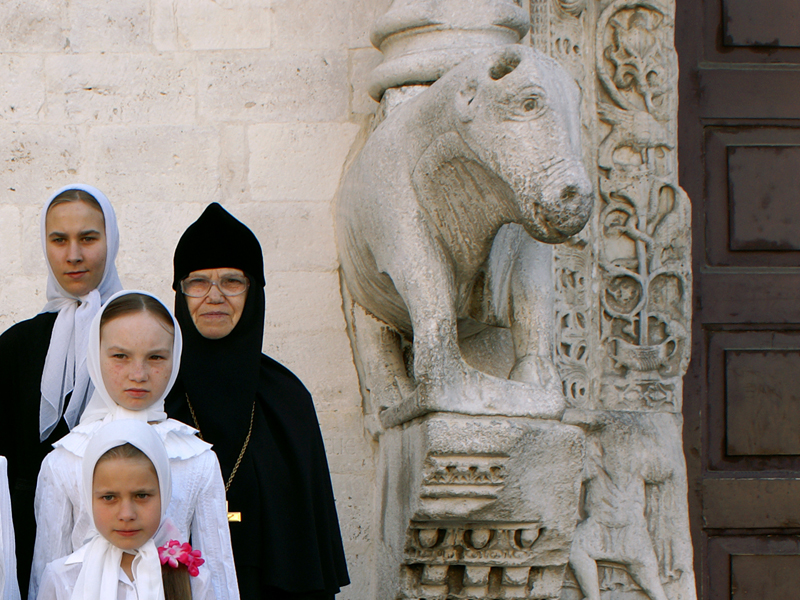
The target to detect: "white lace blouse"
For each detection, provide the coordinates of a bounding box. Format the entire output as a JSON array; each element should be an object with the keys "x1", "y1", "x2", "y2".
[
  {"x1": 37, "y1": 544, "x2": 215, "y2": 600},
  {"x1": 30, "y1": 420, "x2": 238, "y2": 600}
]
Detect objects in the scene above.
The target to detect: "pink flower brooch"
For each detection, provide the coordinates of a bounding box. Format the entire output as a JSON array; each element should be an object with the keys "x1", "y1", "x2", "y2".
[{"x1": 158, "y1": 540, "x2": 205, "y2": 577}]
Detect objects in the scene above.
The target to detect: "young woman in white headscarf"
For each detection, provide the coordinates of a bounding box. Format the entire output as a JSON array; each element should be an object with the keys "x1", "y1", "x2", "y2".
[
  {"x1": 37, "y1": 418, "x2": 214, "y2": 600},
  {"x1": 0, "y1": 184, "x2": 122, "y2": 597},
  {"x1": 31, "y1": 291, "x2": 238, "y2": 600}
]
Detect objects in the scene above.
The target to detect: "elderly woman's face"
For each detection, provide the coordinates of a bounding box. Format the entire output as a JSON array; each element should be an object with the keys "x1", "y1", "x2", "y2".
[{"x1": 183, "y1": 268, "x2": 248, "y2": 339}]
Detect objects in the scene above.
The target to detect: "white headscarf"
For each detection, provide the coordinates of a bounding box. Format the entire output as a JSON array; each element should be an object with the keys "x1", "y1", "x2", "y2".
[
  {"x1": 71, "y1": 419, "x2": 172, "y2": 600},
  {"x1": 55, "y1": 290, "x2": 208, "y2": 460},
  {"x1": 81, "y1": 290, "x2": 182, "y2": 425},
  {"x1": 39, "y1": 184, "x2": 123, "y2": 441}
]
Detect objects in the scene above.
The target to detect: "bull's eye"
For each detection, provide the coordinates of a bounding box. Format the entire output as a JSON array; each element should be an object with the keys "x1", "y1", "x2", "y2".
[{"x1": 523, "y1": 97, "x2": 540, "y2": 112}]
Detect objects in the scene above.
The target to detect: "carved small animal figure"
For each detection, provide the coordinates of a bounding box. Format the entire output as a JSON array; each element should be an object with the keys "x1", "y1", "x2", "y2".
[{"x1": 336, "y1": 45, "x2": 593, "y2": 427}]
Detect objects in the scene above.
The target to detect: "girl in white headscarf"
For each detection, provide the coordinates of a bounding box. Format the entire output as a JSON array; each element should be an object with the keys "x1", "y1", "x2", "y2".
[
  {"x1": 0, "y1": 184, "x2": 122, "y2": 597},
  {"x1": 37, "y1": 419, "x2": 214, "y2": 600},
  {"x1": 31, "y1": 291, "x2": 238, "y2": 600}
]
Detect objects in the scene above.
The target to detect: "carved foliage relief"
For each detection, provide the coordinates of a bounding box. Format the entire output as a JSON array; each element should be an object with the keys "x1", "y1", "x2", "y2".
[
  {"x1": 538, "y1": 1, "x2": 695, "y2": 599},
  {"x1": 547, "y1": 0, "x2": 690, "y2": 413}
]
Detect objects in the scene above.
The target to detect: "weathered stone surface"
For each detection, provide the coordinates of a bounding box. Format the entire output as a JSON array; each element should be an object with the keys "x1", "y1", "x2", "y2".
[
  {"x1": 263, "y1": 329, "x2": 363, "y2": 414},
  {"x1": 0, "y1": 55, "x2": 46, "y2": 122},
  {"x1": 44, "y1": 54, "x2": 196, "y2": 125},
  {"x1": 0, "y1": 127, "x2": 82, "y2": 202},
  {"x1": 265, "y1": 271, "x2": 347, "y2": 333},
  {"x1": 0, "y1": 206, "x2": 22, "y2": 274},
  {"x1": 349, "y1": 49, "x2": 383, "y2": 115},
  {"x1": 249, "y1": 122, "x2": 360, "y2": 201},
  {"x1": 233, "y1": 201, "x2": 339, "y2": 272},
  {"x1": 376, "y1": 415, "x2": 584, "y2": 599},
  {"x1": 0, "y1": 0, "x2": 67, "y2": 52},
  {"x1": 67, "y1": 0, "x2": 150, "y2": 52},
  {"x1": 196, "y1": 51, "x2": 350, "y2": 122},
  {"x1": 172, "y1": 0, "x2": 272, "y2": 50},
  {"x1": 83, "y1": 126, "x2": 221, "y2": 204},
  {"x1": 272, "y1": 0, "x2": 349, "y2": 51}
]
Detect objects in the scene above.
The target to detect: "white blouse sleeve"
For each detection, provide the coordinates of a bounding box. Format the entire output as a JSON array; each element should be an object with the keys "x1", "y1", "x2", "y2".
[
  {"x1": 189, "y1": 452, "x2": 239, "y2": 600},
  {"x1": 30, "y1": 453, "x2": 74, "y2": 600},
  {"x1": 36, "y1": 562, "x2": 69, "y2": 600},
  {"x1": 0, "y1": 457, "x2": 20, "y2": 600},
  {"x1": 190, "y1": 567, "x2": 218, "y2": 600}
]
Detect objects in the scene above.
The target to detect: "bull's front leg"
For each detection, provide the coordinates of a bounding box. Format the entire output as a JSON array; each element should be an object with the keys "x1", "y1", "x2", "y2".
[
  {"x1": 507, "y1": 233, "x2": 563, "y2": 400},
  {"x1": 378, "y1": 227, "x2": 565, "y2": 428}
]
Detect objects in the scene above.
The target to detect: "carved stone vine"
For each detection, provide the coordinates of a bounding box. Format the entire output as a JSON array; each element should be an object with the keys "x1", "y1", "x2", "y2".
[{"x1": 540, "y1": 1, "x2": 694, "y2": 599}]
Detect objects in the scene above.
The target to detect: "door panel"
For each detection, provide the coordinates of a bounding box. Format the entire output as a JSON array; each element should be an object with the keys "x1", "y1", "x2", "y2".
[{"x1": 677, "y1": 0, "x2": 800, "y2": 598}]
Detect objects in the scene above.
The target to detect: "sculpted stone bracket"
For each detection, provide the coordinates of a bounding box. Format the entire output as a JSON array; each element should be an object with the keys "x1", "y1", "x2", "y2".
[{"x1": 335, "y1": 0, "x2": 694, "y2": 599}]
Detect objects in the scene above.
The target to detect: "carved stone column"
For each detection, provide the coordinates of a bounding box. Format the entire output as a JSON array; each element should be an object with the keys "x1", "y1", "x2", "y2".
[{"x1": 367, "y1": 0, "x2": 530, "y2": 100}]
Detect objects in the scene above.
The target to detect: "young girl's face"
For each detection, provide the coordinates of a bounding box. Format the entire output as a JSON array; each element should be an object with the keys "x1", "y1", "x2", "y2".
[
  {"x1": 92, "y1": 456, "x2": 161, "y2": 551},
  {"x1": 99, "y1": 311, "x2": 174, "y2": 411}
]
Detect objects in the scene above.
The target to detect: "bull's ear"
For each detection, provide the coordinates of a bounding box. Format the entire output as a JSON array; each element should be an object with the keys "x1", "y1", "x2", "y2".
[{"x1": 456, "y1": 79, "x2": 478, "y2": 123}]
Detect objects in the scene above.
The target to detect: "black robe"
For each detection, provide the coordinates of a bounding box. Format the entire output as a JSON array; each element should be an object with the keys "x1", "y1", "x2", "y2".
[
  {"x1": 166, "y1": 202, "x2": 349, "y2": 600},
  {"x1": 166, "y1": 356, "x2": 349, "y2": 599},
  {"x1": 0, "y1": 312, "x2": 72, "y2": 599}
]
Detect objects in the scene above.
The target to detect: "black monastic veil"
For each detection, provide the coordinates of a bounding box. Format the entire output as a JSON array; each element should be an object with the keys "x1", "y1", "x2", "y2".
[{"x1": 165, "y1": 203, "x2": 349, "y2": 599}]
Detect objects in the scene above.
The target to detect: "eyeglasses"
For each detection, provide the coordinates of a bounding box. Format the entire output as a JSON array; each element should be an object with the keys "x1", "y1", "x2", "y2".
[{"x1": 181, "y1": 275, "x2": 250, "y2": 298}]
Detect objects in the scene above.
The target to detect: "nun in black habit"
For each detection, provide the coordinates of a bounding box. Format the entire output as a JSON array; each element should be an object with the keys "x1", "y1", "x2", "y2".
[{"x1": 165, "y1": 203, "x2": 349, "y2": 600}]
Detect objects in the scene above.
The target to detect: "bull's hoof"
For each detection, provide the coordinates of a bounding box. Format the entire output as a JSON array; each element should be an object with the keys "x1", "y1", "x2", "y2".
[{"x1": 379, "y1": 365, "x2": 565, "y2": 428}]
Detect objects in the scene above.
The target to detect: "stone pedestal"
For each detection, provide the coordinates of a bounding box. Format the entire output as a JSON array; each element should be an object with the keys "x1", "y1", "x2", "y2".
[{"x1": 376, "y1": 414, "x2": 584, "y2": 599}]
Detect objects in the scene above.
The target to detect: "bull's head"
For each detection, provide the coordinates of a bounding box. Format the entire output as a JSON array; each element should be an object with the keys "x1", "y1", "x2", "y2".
[{"x1": 454, "y1": 45, "x2": 593, "y2": 243}]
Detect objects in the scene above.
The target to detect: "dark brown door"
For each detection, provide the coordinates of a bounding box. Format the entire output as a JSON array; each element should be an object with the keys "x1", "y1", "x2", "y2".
[{"x1": 678, "y1": 0, "x2": 800, "y2": 598}]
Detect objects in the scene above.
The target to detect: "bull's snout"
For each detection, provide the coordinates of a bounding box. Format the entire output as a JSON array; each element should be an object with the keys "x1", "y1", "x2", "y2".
[{"x1": 535, "y1": 174, "x2": 593, "y2": 241}]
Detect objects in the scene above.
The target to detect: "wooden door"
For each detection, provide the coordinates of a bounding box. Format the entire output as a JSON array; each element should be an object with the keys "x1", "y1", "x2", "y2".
[{"x1": 677, "y1": 0, "x2": 800, "y2": 598}]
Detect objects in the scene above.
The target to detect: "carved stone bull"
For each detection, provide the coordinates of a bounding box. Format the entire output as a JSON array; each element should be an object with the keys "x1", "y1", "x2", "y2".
[{"x1": 336, "y1": 44, "x2": 593, "y2": 429}]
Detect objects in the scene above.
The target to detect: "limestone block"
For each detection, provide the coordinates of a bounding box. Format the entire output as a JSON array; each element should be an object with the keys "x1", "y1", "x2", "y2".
[
  {"x1": 83, "y1": 126, "x2": 221, "y2": 206},
  {"x1": 0, "y1": 275, "x2": 44, "y2": 328},
  {"x1": 0, "y1": 55, "x2": 46, "y2": 122},
  {"x1": 172, "y1": 0, "x2": 271, "y2": 50},
  {"x1": 67, "y1": 0, "x2": 150, "y2": 52},
  {"x1": 262, "y1": 329, "x2": 362, "y2": 414},
  {"x1": 350, "y1": 49, "x2": 383, "y2": 116},
  {"x1": 196, "y1": 51, "x2": 349, "y2": 122},
  {"x1": 338, "y1": 541, "x2": 374, "y2": 600},
  {"x1": 218, "y1": 126, "x2": 249, "y2": 205},
  {"x1": 249, "y1": 122, "x2": 360, "y2": 201},
  {"x1": 348, "y1": 0, "x2": 393, "y2": 48},
  {"x1": 265, "y1": 271, "x2": 347, "y2": 333},
  {"x1": 319, "y1": 411, "x2": 374, "y2": 473},
  {"x1": 20, "y1": 203, "x2": 46, "y2": 276},
  {"x1": 115, "y1": 202, "x2": 209, "y2": 283},
  {"x1": 231, "y1": 201, "x2": 339, "y2": 272},
  {"x1": 0, "y1": 206, "x2": 22, "y2": 273},
  {"x1": 272, "y1": 0, "x2": 348, "y2": 51},
  {"x1": 0, "y1": 0, "x2": 67, "y2": 52},
  {"x1": 0, "y1": 127, "x2": 82, "y2": 204},
  {"x1": 44, "y1": 54, "x2": 196, "y2": 125},
  {"x1": 331, "y1": 473, "x2": 374, "y2": 545}
]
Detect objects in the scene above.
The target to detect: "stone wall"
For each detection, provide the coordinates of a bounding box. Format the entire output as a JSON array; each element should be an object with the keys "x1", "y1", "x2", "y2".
[{"x1": 0, "y1": 1, "x2": 388, "y2": 597}]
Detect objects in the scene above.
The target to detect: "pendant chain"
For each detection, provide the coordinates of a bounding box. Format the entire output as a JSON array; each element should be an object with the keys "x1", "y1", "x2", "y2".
[{"x1": 185, "y1": 393, "x2": 255, "y2": 493}]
